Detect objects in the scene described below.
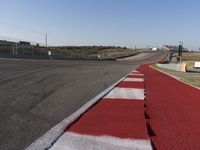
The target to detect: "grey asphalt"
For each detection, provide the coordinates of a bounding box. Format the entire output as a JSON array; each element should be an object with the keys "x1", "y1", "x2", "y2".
[{"x1": 0, "y1": 51, "x2": 165, "y2": 150}]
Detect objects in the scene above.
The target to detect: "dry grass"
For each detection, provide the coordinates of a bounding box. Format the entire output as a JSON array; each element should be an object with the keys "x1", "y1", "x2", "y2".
[
  {"x1": 99, "y1": 49, "x2": 150, "y2": 59},
  {"x1": 182, "y1": 52, "x2": 200, "y2": 61},
  {"x1": 182, "y1": 75, "x2": 200, "y2": 88}
]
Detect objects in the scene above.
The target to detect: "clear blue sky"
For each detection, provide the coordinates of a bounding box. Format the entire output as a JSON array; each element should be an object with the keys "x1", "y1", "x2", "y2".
[{"x1": 0, "y1": 0, "x2": 200, "y2": 50}]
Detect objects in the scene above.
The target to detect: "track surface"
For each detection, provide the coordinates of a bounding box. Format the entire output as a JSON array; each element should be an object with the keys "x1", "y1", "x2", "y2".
[
  {"x1": 138, "y1": 65, "x2": 200, "y2": 149},
  {"x1": 49, "y1": 70, "x2": 151, "y2": 150},
  {"x1": 0, "y1": 52, "x2": 165, "y2": 150}
]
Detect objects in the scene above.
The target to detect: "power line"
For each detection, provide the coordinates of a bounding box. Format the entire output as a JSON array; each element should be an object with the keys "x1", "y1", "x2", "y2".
[
  {"x1": 48, "y1": 34, "x2": 69, "y2": 46},
  {"x1": 0, "y1": 20, "x2": 69, "y2": 46},
  {"x1": 0, "y1": 20, "x2": 45, "y2": 35},
  {"x1": 0, "y1": 34, "x2": 45, "y2": 46},
  {"x1": 0, "y1": 20, "x2": 47, "y2": 45}
]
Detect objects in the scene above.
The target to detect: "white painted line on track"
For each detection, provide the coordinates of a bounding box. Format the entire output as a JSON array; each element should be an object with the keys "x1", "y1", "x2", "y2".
[
  {"x1": 50, "y1": 131, "x2": 152, "y2": 150},
  {"x1": 123, "y1": 78, "x2": 144, "y2": 82},
  {"x1": 104, "y1": 87, "x2": 145, "y2": 100}
]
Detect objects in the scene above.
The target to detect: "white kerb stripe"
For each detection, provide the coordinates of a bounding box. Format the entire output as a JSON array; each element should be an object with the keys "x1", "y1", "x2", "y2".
[
  {"x1": 123, "y1": 78, "x2": 144, "y2": 82},
  {"x1": 104, "y1": 87, "x2": 145, "y2": 100},
  {"x1": 132, "y1": 70, "x2": 139, "y2": 73},
  {"x1": 50, "y1": 131, "x2": 152, "y2": 150},
  {"x1": 129, "y1": 73, "x2": 144, "y2": 76}
]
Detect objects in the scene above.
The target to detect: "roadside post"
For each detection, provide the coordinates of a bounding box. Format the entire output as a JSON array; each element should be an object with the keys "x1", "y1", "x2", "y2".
[
  {"x1": 48, "y1": 50, "x2": 52, "y2": 60},
  {"x1": 98, "y1": 54, "x2": 101, "y2": 61}
]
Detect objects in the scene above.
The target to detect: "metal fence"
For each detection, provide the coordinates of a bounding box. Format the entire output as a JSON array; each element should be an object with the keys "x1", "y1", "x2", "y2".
[{"x1": 0, "y1": 42, "x2": 103, "y2": 60}]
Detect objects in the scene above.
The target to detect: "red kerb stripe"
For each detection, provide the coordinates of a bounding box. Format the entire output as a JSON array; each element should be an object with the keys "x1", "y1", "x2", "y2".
[{"x1": 67, "y1": 99, "x2": 149, "y2": 139}]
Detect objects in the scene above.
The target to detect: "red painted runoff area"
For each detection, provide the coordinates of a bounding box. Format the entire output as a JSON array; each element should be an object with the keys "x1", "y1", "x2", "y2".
[
  {"x1": 67, "y1": 99, "x2": 149, "y2": 139},
  {"x1": 138, "y1": 65, "x2": 200, "y2": 149},
  {"x1": 117, "y1": 81, "x2": 144, "y2": 89}
]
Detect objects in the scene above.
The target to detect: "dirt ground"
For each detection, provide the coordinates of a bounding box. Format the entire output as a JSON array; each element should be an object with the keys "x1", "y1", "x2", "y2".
[{"x1": 0, "y1": 51, "x2": 164, "y2": 150}]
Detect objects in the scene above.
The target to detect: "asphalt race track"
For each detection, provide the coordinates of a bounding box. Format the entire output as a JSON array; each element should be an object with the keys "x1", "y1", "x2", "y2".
[{"x1": 0, "y1": 51, "x2": 165, "y2": 150}]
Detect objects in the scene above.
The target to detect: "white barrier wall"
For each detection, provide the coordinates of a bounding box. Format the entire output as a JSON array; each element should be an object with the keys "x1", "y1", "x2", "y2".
[{"x1": 156, "y1": 63, "x2": 186, "y2": 72}]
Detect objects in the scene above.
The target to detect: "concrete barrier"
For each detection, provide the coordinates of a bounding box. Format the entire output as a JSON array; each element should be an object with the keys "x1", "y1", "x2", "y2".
[{"x1": 156, "y1": 63, "x2": 186, "y2": 72}]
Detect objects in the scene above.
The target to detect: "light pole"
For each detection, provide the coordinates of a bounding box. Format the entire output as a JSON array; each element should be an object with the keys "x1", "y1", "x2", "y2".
[
  {"x1": 178, "y1": 41, "x2": 183, "y2": 63},
  {"x1": 45, "y1": 33, "x2": 48, "y2": 48}
]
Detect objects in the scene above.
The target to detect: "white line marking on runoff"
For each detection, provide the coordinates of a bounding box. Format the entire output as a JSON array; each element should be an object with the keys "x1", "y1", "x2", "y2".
[
  {"x1": 123, "y1": 78, "x2": 144, "y2": 82},
  {"x1": 104, "y1": 87, "x2": 145, "y2": 100},
  {"x1": 50, "y1": 132, "x2": 152, "y2": 150}
]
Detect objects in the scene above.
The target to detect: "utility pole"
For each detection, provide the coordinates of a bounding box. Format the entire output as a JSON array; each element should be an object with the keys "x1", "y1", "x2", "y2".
[
  {"x1": 13, "y1": 43, "x2": 15, "y2": 55},
  {"x1": 22, "y1": 44, "x2": 24, "y2": 55},
  {"x1": 15, "y1": 43, "x2": 18, "y2": 55},
  {"x1": 45, "y1": 33, "x2": 48, "y2": 47}
]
